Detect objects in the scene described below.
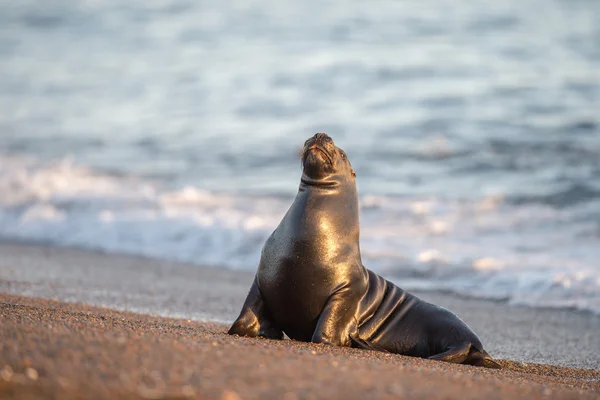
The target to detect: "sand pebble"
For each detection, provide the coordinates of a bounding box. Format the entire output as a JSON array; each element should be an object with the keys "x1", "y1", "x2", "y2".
[
  {"x1": 25, "y1": 367, "x2": 39, "y2": 381},
  {"x1": 181, "y1": 385, "x2": 195, "y2": 397},
  {"x1": 150, "y1": 370, "x2": 162, "y2": 381},
  {"x1": 1, "y1": 366, "x2": 14, "y2": 381},
  {"x1": 138, "y1": 385, "x2": 164, "y2": 400},
  {"x1": 57, "y1": 377, "x2": 71, "y2": 388},
  {"x1": 388, "y1": 384, "x2": 405, "y2": 396},
  {"x1": 221, "y1": 389, "x2": 242, "y2": 400}
]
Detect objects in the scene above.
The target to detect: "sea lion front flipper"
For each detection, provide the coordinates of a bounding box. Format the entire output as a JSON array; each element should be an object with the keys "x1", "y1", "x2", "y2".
[
  {"x1": 311, "y1": 283, "x2": 363, "y2": 347},
  {"x1": 228, "y1": 277, "x2": 283, "y2": 340},
  {"x1": 349, "y1": 334, "x2": 390, "y2": 353},
  {"x1": 428, "y1": 342, "x2": 472, "y2": 364}
]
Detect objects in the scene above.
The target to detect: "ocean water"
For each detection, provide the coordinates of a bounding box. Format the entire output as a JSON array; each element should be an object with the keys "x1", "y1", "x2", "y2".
[{"x1": 1, "y1": 0, "x2": 599, "y2": 313}]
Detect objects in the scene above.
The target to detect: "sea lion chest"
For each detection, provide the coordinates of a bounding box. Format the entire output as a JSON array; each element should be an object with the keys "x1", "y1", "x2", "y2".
[{"x1": 256, "y1": 199, "x2": 359, "y2": 341}]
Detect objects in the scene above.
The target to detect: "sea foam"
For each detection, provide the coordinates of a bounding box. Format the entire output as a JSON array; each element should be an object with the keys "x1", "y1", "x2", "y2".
[{"x1": 1, "y1": 155, "x2": 599, "y2": 314}]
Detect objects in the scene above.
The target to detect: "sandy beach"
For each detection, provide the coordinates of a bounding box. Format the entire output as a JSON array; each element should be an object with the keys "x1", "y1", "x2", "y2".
[
  {"x1": 1, "y1": 242, "x2": 600, "y2": 399},
  {"x1": 2, "y1": 294, "x2": 600, "y2": 400}
]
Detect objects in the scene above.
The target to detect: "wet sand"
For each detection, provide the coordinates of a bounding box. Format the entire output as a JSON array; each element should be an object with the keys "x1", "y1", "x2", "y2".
[
  {"x1": 1, "y1": 242, "x2": 599, "y2": 369},
  {"x1": 2, "y1": 293, "x2": 599, "y2": 400}
]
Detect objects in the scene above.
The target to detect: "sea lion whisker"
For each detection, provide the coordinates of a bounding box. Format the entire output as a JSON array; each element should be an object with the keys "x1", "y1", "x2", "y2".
[{"x1": 302, "y1": 146, "x2": 334, "y2": 166}]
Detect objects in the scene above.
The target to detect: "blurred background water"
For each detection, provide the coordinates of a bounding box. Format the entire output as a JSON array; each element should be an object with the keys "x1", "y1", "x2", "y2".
[{"x1": 1, "y1": 0, "x2": 599, "y2": 313}]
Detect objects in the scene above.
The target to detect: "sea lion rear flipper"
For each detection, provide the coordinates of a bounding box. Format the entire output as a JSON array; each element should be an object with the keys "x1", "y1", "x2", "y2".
[
  {"x1": 228, "y1": 277, "x2": 283, "y2": 340},
  {"x1": 428, "y1": 342, "x2": 471, "y2": 364},
  {"x1": 469, "y1": 349, "x2": 503, "y2": 369},
  {"x1": 480, "y1": 357, "x2": 502, "y2": 369},
  {"x1": 430, "y1": 343, "x2": 503, "y2": 369}
]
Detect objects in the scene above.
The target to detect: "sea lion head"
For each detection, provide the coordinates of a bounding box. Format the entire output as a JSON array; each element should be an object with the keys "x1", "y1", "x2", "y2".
[{"x1": 301, "y1": 133, "x2": 356, "y2": 184}]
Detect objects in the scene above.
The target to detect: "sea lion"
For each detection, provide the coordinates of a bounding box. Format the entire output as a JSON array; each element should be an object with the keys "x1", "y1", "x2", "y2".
[{"x1": 228, "y1": 133, "x2": 501, "y2": 368}]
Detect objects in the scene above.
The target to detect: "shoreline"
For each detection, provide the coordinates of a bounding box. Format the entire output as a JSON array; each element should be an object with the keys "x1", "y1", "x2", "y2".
[
  {"x1": 1, "y1": 241, "x2": 599, "y2": 370},
  {"x1": 2, "y1": 238, "x2": 598, "y2": 318},
  {"x1": 2, "y1": 293, "x2": 599, "y2": 400}
]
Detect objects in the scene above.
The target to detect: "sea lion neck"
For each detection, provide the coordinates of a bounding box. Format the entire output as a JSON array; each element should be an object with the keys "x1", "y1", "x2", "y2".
[
  {"x1": 299, "y1": 176, "x2": 340, "y2": 189},
  {"x1": 296, "y1": 174, "x2": 360, "y2": 226},
  {"x1": 300, "y1": 169, "x2": 355, "y2": 190},
  {"x1": 293, "y1": 175, "x2": 361, "y2": 251}
]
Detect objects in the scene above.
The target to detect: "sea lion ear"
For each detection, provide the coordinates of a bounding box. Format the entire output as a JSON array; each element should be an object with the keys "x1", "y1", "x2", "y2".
[{"x1": 351, "y1": 169, "x2": 356, "y2": 178}]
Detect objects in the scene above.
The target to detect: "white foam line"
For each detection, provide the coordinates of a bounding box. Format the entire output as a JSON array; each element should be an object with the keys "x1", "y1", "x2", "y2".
[{"x1": 1, "y1": 155, "x2": 599, "y2": 314}]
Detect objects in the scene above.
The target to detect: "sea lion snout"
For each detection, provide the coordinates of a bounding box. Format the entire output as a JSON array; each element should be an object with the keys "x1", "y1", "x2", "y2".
[
  {"x1": 305, "y1": 132, "x2": 334, "y2": 150},
  {"x1": 313, "y1": 132, "x2": 333, "y2": 143},
  {"x1": 302, "y1": 133, "x2": 336, "y2": 166}
]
